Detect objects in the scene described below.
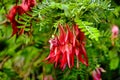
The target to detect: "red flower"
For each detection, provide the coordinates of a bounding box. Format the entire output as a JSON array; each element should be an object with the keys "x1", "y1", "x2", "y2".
[
  {"x1": 111, "y1": 25, "x2": 119, "y2": 38},
  {"x1": 111, "y1": 25, "x2": 119, "y2": 46},
  {"x1": 92, "y1": 67, "x2": 105, "y2": 80},
  {"x1": 21, "y1": 0, "x2": 36, "y2": 11},
  {"x1": 7, "y1": 0, "x2": 36, "y2": 36},
  {"x1": 73, "y1": 24, "x2": 88, "y2": 67},
  {"x1": 7, "y1": 6, "x2": 25, "y2": 36},
  {"x1": 46, "y1": 24, "x2": 88, "y2": 70}
]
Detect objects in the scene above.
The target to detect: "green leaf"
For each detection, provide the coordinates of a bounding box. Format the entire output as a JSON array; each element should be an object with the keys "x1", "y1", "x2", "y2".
[
  {"x1": 24, "y1": 28, "x2": 30, "y2": 31},
  {"x1": 62, "y1": 4, "x2": 70, "y2": 17},
  {"x1": 75, "y1": 19, "x2": 100, "y2": 41},
  {"x1": 110, "y1": 57, "x2": 119, "y2": 70},
  {"x1": 17, "y1": 26, "x2": 24, "y2": 28},
  {"x1": 108, "y1": 51, "x2": 117, "y2": 59}
]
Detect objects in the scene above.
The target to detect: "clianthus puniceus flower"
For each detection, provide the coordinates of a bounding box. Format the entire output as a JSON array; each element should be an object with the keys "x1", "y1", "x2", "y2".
[
  {"x1": 46, "y1": 24, "x2": 88, "y2": 70},
  {"x1": 111, "y1": 25, "x2": 119, "y2": 46},
  {"x1": 7, "y1": 0, "x2": 36, "y2": 36},
  {"x1": 92, "y1": 67, "x2": 106, "y2": 80},
  {"x1": 21, "y1": 0, "x2": 36, "y2": 11}
]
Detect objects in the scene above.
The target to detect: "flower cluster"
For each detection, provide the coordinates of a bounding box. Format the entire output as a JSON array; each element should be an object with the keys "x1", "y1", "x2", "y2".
[
  {"x1": 46, "y1": 24, "x2": 88, "y2": 70},
  {"x1": 7, "y1": 0, "x2": 36, "y2": 36},
  {"x1": 92, "y1": 67, "x2": 105, "y2": 80}
]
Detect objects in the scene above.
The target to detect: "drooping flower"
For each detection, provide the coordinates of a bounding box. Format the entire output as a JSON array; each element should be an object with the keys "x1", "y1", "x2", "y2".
[
  {"x1": 7, "y1": 6, "x2": 25, "y2": 36},
  {"x1": 73, "y1": 24, "x2": 88, "y2": 68},
  {"x1": 46, "y1": 24, "x2": 88, "y2": 70},
  {"x1": 7, "y1": 0, "x2": 36, "y2": 37},
  {"x1": 92, "y1": 67, "x2": 106, "y2": 80}
]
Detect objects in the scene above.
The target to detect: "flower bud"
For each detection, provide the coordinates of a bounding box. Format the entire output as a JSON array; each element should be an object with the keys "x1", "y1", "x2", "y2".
[
  {"x1": 111, "y1": 25, "x2": 119, "y2": 46},
  {"x1": 111, "y1": 25, "x2": 119, "y2": 39}
]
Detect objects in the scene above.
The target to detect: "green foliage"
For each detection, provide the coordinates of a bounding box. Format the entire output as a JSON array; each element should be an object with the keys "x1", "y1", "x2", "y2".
[
  {"x1": 110, "y1": 57, "x2": 119, "y2": 70},
  {"x1": 75, "y1": 19, "x2": 100, "y2": 41},
  {"x1": 109, "y1": 49, "x2": 119, "y2": 70}
]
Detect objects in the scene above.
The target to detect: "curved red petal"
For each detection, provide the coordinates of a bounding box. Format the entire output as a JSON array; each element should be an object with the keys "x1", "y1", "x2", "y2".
[
  {"x1": 66, "y1": 24, "x2": 74, "y2": 43},
  {"x1": 58, "y1": 24, "x2": 66, "y2": 45},
  {"x1": 60, "y1": 52, "x2": 67, "y2": 70},
  {"x1": 92, "y1": 70, "x2": 100, "y2": 80},
  {"x1": 80, "y1": 44, "x2": 88, "y2": 66},
  {"x1": 7, "y1": 6, "x2": 18, "y2": 22},
  {"x1": 74, "y1": 24, "x2": 85, "y2": 41}
]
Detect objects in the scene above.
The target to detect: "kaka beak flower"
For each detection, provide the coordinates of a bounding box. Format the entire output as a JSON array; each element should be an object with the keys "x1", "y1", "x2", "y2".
[
  {"x1": 7, "y1": 6, "x2": 25, "y2": 36},
  {"x1": 73, "y1": 24, "x2": 88, "y2": 67},
  {"x1": 21, "y1": 0, "x2": 36, "y2": 11},
  {"x1": 59, "y1": 24, "x2": 74, "y2": 69},
  {"x1": 92, "y1": 67, "x2": 106, "y2": 80},
  {"x1": 7, "y1": 0, "x2": 36, "y2": 37},
  {"x1": 7, "y1": 6, "x2": 18, "y2": 36},
  {"x1": 111, "y1": 25, "x2": 119, "y2": 38},
  {"x1": 46, "y1": 24, "x2": 88, "y2": 70},
  {"x1": 111, "y1": 25, "x2": 119, "y2": 46}
]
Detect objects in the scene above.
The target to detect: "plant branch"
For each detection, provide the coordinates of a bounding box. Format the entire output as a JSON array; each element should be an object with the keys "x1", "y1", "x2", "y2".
[{"x1": 0, "y1": 55, "x2": 11, "y2": 69}]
